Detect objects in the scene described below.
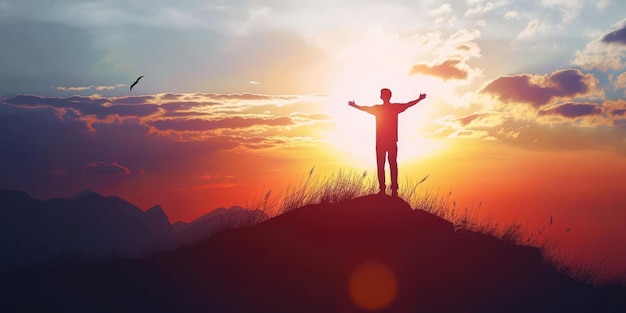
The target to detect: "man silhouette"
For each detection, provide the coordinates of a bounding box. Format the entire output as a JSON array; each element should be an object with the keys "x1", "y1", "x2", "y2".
[{"x1": 349, "y1": 88, "x2": 427, "y2": 196}]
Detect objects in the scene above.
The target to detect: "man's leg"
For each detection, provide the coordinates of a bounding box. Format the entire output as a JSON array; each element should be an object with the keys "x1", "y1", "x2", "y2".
[
  {"x1": 388, "y1": 143, "x2": 399, "y2": 196},
  {"x1": 376, "y1": 144, "x2": 386, "y2": 194}
]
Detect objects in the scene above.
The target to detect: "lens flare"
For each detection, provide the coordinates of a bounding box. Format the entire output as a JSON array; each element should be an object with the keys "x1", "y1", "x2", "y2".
[{"x1": 348, "y1": 261, "x2": 398, "y2": 311}]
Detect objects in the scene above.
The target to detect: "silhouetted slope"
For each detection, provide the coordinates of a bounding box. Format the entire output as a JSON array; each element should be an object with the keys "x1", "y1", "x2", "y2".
[
  {"x1": 0, "y1": 189, "x2": 176, "y2": 269},
  {"x1": 1, "y1": 195, "x2": 624, "y2": 313}
]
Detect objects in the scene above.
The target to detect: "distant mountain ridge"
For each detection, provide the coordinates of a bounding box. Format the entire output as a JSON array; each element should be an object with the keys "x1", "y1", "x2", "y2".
[
  {"x1": 0, "y1": 189, "x2": 176, "y2": 269},
  {"x1": 0, "y1": 189, "x2": 272, "y2": 270},
  {"x1": 174, "y1": 205, "x2": 269, "y2": 246}
]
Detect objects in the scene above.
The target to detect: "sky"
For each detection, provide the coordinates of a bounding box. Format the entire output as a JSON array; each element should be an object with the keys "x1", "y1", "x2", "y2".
[{"x1": 1, "y1": 0, "x2": 626, "y2": 273}]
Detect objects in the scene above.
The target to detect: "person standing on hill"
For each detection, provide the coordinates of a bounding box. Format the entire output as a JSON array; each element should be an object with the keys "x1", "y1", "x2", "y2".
[{"x1": 348, "y1": 88, "x2": 427, "y2": 197}]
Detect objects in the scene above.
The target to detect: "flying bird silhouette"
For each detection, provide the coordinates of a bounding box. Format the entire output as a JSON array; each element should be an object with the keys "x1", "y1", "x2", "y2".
[{"x1": 130, "y1": 75, "x2": 144, "y2": 91}]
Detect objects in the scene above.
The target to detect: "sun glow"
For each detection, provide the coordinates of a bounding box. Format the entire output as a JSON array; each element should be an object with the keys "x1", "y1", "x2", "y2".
[{"x1": 319, "y1": 30, "x2": 449, "y2": 166}]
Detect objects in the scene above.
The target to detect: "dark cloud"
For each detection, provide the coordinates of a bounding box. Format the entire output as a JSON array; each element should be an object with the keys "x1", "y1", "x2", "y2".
[
  {"x1": 612, "y1": 109, "x2": 626, "y2": 116},
  {"x1": 481, "y1": 69, "x2": 598, "y2": 107},
  {"x1": 160, "y1": 111, "x2": 212, "y2": 118},
  {"x1": 83, "y1": 161, "x2": 131, "y2": 176},
  {"x1": 539, "y1": 103, "x2": 601, "y2": 118},
  {"x1": 3, "y1": 95, "x2": 160, "y2": 119},
  {"x1": 601, "y1": 23, "x2": 626, "y2": 45},
  {"x1": 0, "y1": 103, "x2": 238, "y2": 199},
  {"x1": 598, "y1": 100, "x2": 626, "y2": 118},
  {"x1": 410, "y1": 59, "x2": 468, "y2": 80},
  {"x1": 5, "y1": 95, "x2": 108, "y2": 107},
  {"x1": 148, "y1": 117, "x2": 294, "y2": 132}
]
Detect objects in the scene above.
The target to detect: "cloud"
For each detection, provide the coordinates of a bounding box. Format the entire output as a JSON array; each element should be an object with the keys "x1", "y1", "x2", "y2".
[
  {"x1": 481, "y1": 69, "x2": 601, "y2": 107},
  {"x1": 0, "y1": 90, "x2": 326, "y2": 209},
  {"x1": 504, "y1": 11, "x2": 520, "y2": 19},
  {"x1": 428, "y1": 4, "x2": 452, "y2": 16},
  {"x1": 540, "y1": 0, "x2": 583, "y2": 24},
  {"x1": 55, "y1": 86, "x2": 93, "y2": 91},
  {"x1": 572, "y1": 19, "x2": 626, "y2": 71},
  {"x1": 4, "y1": 94, "x2": 160, "y2": 120},
  {"x1": 602, "y1": 23, "x2": 626, "y2": 45},
  {"x1": 456, "y1": 112, "x2": 502, "y2": 128},
  {"x1": 83, "y1": 161, "x2": 131, "y2": 176},
  {"x1": 55, "y1": 84, "x2": 126, "y2": 91},
  {"x1": 603, "y1": 99, "x2": 626, "y2": 117},
  {"x1": 613, "y1": 72, "x2": 626, "y2": 91},
  {"x1": 1, "y1": 93, "x2": 326, "y2": 146},
  {"x1": 289, "y1": 112, "x2": 330, "y2": 121},
  {"x1": 434, "y1": 98, "x2": 626, "y2": 154},
  {"x1": 515, "y1": 18, "x2": 547, "y2": 41},
  {"x1": 596, "y1": 0, "x2": 611, "y2": 10},
  {"x1": 410, "y1": 59, "x2": 469, "y2": 80},
  {"x1": 465, "y1": 0, "x2": 507, "y2": 16},
  {"x1": 538, "y1": 103, "x2": 602, "y2": 118},
  {"x1": 449, "y1": 129, "x2": 494, "y2": 140},
  {"x1": 197, "y1": 93, "x2": 298, "y2": 101},
  {"x1": 110, "y1": 96, "x2": 156, "y2": 105},
  {"x1": 148, "y1": 116, "x2": 294, "y2": 132}
]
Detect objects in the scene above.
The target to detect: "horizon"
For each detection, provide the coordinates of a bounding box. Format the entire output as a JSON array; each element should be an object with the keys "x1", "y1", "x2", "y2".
[{"x1": 1, "y1": 1, "x2": 626, "y2": 274}]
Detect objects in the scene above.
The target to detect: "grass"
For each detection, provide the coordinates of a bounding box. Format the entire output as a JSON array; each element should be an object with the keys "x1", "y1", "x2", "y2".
[
  {"x1": 242, "y1": 167, "x2": 625, "y2": 286},
  {"x1": 247, "y1": 167, "x2": 378, "y2": 216}
]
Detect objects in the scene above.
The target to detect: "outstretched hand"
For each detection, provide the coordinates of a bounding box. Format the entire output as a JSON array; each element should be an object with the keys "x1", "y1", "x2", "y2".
[
  {"x1": 348, "y1": 100, "x2": 356, "y2": 107},
  {"x1": 419, "y1": 93, "x2": 427, "y2": 100}
]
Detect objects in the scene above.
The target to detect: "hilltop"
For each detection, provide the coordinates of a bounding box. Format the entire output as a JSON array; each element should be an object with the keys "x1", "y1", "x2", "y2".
[{"x1": 1, "y1": 195, "x2": 624, "y2": 312}]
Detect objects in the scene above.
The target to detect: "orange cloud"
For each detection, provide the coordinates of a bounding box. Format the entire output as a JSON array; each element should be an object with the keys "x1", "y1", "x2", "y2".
[
  {"x1": 613, "y1": 72, "x2": 626, "y2": 91},
  {"x1": 603, "y1": 99, "x2": 626, "y2": 118},
  {"x1": 410, "y1": 59, "x2": 468, "y2": 80},
  {"x1": 538, "y1": 103, "x2": 601, "y2": 118}
]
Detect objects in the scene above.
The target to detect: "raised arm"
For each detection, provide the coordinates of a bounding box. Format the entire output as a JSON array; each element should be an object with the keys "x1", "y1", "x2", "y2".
[
  {"x1": 403, "y1": 93, "x2": 427, "y2": 109},
  {"x1": 348, "y1": 100, "x2": 368, "y2": 112}
]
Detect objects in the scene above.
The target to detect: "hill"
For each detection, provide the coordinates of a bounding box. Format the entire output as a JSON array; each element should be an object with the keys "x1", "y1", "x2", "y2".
[{"x1": 1, "y1": 195, "x2": 624, "y2": 312}]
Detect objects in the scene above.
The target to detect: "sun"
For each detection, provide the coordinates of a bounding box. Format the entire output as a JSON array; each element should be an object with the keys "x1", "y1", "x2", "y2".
[
  {"x1": 315, "y1": 29, "x2": 451, "y2": 166},
  {"x1": 320, "y1": 71, "x2": 448, "y2": 167},
  {"x1": 320, "y1": 91, "x2": 447, "y2": 168}
]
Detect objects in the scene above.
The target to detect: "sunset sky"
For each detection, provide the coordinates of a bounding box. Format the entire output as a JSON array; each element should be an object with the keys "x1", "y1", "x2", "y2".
[{"x1": 1, "y1": 0, "x2": 626, "y2": 272}]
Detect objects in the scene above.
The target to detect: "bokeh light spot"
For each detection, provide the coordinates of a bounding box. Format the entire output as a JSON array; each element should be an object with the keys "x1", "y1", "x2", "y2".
[{"x1": 348, "y1": 261, "x2": 398, "y2": 311}]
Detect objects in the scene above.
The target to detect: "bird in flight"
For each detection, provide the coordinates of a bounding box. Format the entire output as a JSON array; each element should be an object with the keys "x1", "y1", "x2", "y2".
[{"x1": 130, "y1": 75, "x2": 144, "y2": 91}]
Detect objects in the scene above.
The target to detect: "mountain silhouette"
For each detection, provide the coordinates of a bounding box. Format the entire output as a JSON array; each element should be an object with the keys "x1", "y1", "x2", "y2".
[
  {"x1": 1, "y1": 195, "x2": 624, "y2": 312},
  {"x1": 174, "y1": 205, "x2": 269, "y2": 246},
  {"x1": 0, "y1": 189, "x2": 175, "y2": 269}
]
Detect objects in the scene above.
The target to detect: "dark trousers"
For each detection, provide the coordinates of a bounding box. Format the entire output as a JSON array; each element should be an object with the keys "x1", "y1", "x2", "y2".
[{"x1": 376, "y1": 142, "x2": 398, "y2": 192}]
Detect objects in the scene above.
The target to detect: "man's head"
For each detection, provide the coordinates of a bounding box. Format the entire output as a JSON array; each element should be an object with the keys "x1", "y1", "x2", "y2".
[{"x1": 380, "y1": 88, "x2": 392, "y2": 103}]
